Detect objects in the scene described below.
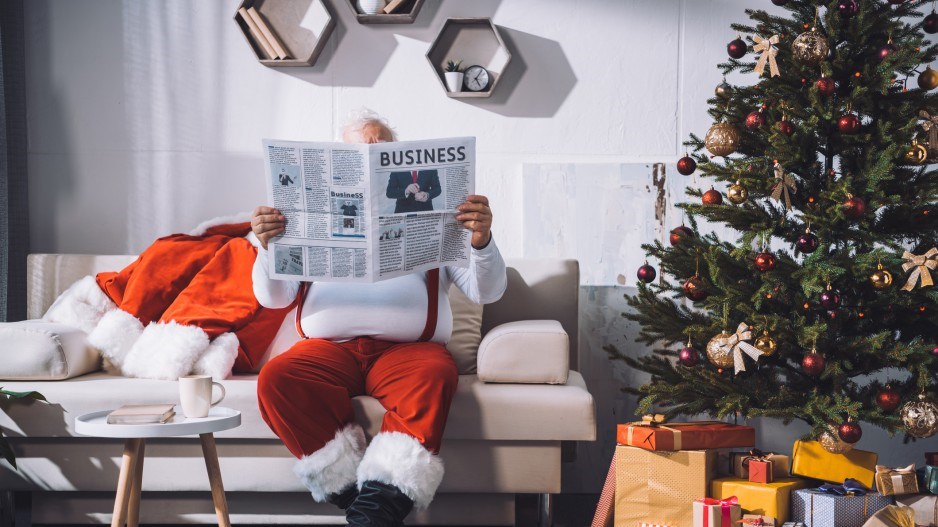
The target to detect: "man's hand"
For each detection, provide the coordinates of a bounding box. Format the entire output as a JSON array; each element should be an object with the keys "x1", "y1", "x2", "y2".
[
  {"x1": 456, "y1": 194, "x2": 493, "y2": 249},
  {"x1": 251, "y1": 206, "x2": 285, "y2": 250},
  {"x1": 405, "y1": 183, "x2": 420, "y2": 197},
  {"x1": 414, "y1": 191, "x2": 429, "y2": 202}
]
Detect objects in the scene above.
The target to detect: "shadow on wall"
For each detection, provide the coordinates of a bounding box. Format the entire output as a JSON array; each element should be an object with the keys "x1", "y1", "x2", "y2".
[{"x1": 472, "y1": 28, "x2": 577, "y2": 118}]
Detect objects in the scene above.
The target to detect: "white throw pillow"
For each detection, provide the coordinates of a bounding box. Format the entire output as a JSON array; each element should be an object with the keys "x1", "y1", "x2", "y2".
[
  {"x1": 447, "y1": 284, "x2": 483, "y2": 375},
  {"x1": 0, "y1": 321, "x2": 101, "y2": 380}
]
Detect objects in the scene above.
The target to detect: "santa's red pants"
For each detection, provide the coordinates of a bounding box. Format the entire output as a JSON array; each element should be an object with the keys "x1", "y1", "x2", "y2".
[{"x1": 257, "y1": 337, "x2": 458, "y2": 457}]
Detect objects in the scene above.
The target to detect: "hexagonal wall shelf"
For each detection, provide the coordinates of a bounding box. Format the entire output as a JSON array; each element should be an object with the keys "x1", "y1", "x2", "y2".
[
  {"x1": 343, "y1": 0, "x2": 425, "y2": 24},
  {"x1": 426, "y1": 18, "x2": 512, "y2": 98},
  {"x1": 235, "y1": 0, "x2": 335, "y2": 67}
]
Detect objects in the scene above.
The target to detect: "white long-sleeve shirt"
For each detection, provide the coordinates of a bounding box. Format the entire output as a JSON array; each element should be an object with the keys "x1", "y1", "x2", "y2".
[{"x1": 252, "y1": 241, "x2": 507, "y2": 344}]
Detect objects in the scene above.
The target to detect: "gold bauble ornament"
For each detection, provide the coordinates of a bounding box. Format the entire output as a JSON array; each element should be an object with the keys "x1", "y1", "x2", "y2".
[
  {"x1": 869, "y1": 263, "x2": 894, "y2": 290},
  {"x1": 919, "y1": 66, "x2": 938, "y2": 91},
  {"x1": 901, "y1": 393, "x2": 938, "y2": 438},
  {"x1": 792, "y1": 28, "x2": 830, "y2": 65},
  {"x1": 727, "y1": 180, "x2": 749, "y2": 205},
  {"x1": 904, "y1": 140, "x2": 928, "y2": 165},
  {"x1": 819, "y1": 425, "x2": 854, "y2": 454},
  {"x1": 706, "y1": 330, "x2": 735, "y2": 369},
  {"x1": 705, "y1": 122, "x2": 741, "y2": 157},
  {"x1": 753, "y1": 330, "x2": 778, "y2": 357},
  {"x1": 715, "y1": 79, "x2": 733, "y2": 99}
]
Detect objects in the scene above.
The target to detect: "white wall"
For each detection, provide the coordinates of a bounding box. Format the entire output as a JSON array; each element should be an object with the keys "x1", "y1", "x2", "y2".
[{"x1": 25, "y1": 0, "x2": 937, "y2": 493}]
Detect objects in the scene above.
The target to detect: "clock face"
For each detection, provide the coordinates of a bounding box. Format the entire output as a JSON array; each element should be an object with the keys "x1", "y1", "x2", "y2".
[{"x1": 463, "y1": 65, "x2": 490, "y2": 92}]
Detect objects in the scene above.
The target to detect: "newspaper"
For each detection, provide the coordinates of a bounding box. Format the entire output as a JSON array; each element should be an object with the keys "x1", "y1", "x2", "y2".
[{"x1": 262, "y1": 136, "x2": 476, "y2": 282}]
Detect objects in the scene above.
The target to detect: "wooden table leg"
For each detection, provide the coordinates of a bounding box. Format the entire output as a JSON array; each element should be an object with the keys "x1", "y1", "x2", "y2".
[
  {"x1": 127, "y1": 439, "x2": 145, "y2": 527},
  {"x1": 200, "y1": 433, "x2": 231, "y2": 527},
  {"x1": 111, "y1": 438, "x2": 142, "y2": 527}
]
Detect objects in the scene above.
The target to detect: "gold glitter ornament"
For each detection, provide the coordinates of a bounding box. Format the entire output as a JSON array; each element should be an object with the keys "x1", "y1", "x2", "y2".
[
  {"x1": 727, "y1": 180, "x2": 749, "y2": 205},
  {"x1": 819, "y1": 425, "x2": 855, "y2": 454},
  {"x1": 792, "y1": 28, "x2": 830, "y2": 65},
  {"x1": 901, "y1": 393, "x2": 938, "y2": 438},
  {"x1": 754, "y1": 330, "x2": 778, "y2": 357},
  {"x1": 706, "y1": 330, "x2": 735, "y2": 369},
  {"x1": 705, "y1": 122, "x2": 741, "y2": 157}
]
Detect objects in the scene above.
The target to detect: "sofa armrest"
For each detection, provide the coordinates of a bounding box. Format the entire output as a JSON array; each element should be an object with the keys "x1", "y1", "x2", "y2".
[
  {"x1": 0, "y1": 321, "x2": 101, "y2": 380},
  {"x1": 477, "y1": 320, "x2": 569, "y2": 384}
]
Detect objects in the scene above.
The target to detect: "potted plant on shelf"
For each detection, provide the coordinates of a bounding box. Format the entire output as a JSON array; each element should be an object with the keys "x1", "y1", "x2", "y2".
[{"x1": 444, "y1": 59, "x2": 464, "y2": 93}]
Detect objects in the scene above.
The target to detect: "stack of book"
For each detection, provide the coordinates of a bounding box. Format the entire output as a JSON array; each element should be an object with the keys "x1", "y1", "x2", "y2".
[
  {"x1": 106, "y1": 403, "x2": 176, "y2": 424},
  {"x1": 237, "y1": 6, "x2": 291, "y2": 60}
]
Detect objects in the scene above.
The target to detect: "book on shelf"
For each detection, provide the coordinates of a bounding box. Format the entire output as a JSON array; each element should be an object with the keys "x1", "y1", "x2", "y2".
[
  {"x1": 247, "y1": 7, "x2": 290, "y2": 59},
  {"x1": 107, "y1": 403, "x2": 176, "y2": 424},
  {"x1": 238, "y1": 7, "x2": 277, "y2": 60},
  {"x1": 383, "y1": 0, "x2": 407, "y2": 14}
]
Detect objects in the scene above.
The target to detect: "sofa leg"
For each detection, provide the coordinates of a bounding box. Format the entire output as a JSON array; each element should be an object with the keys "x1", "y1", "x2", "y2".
[{"x1": 537, "y1": 493, "x2": 553, "y2": 527}]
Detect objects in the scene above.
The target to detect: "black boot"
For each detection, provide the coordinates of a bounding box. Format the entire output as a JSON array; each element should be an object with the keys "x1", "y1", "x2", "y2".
[
  {"x1": 346, "y1": 481, "x2": 414, "y2": 527},
  {"x1": 325, "y1": 484, "x2": 358, "y2": 511}
]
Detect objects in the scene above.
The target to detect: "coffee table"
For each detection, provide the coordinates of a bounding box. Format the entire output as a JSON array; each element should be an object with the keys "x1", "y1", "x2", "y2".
[{"x1": 75, "y1": 406, "x2": 241, "y2": 527}]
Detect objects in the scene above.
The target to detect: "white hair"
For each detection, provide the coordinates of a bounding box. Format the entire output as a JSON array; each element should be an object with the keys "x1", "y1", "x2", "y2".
[{"x1": 340, "y1": 107, "x2": 398, "y2": 142}]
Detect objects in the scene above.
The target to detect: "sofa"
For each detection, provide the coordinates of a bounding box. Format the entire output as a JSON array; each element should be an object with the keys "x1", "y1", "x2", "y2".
[{"x1": 0, "y1": 254, "x2": 595, "y2": 526}]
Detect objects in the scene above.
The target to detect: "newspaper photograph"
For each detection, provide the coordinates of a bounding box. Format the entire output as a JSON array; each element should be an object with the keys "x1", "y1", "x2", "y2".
[{"x1": 262, "y1": 136, "x2": 475, "y2": 282}]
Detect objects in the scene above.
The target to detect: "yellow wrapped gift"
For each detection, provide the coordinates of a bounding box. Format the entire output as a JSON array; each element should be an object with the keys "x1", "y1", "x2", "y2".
[
  {"x1": 711, "y1": 477, "x2": 812, "y2": 524},
  {"x1": 790, "y1": 440, "x2": 878, "y2": 489}
]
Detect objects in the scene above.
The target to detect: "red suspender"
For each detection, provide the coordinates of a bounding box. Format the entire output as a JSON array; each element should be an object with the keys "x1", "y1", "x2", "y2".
[{"x1": 293, "y1": 268, "x2": 440, "y2": 341}]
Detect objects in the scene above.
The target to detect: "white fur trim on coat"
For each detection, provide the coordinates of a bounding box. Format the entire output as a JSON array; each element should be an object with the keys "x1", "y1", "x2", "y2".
[
  {"x1": 356, "y1": 432, "x2": 444, "y2": 511},
  {"x1": 188, "y1": 212, "x2": 253, "y2": 236},
  {"x1": 294, "y1": 423, "x2": 367, "y2": 503},
  {"x1": 121, "y1": 321, "x2": 209, "y2": 380},
  {"x1": 87, "y1": 308, "x2": 144, "y2": 369},
  {"x1": 192, "y1": 332, "x2": 240, "y2": 380},
  {"x1": 42, "y1": 276, "x2": 116, "y2": 333}
]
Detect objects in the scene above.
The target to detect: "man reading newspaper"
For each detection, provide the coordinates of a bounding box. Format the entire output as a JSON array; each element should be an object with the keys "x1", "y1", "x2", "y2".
[{"x1": 250, "y1": 109, "x2": 506, "y2": 526}]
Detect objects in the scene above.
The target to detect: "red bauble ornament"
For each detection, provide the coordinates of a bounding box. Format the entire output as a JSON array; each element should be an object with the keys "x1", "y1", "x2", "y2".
[
  {"x1": 925, "y1": 12, "x2": 938, "y2": 34},
  {"x1": 816, "y1": 77, "x2": 836, "y2": 96},
  {"x1": 838, "y1": 0, "x2": 858, "y2": 17},
  {"x1": 682, "y1": 275, "x2": 709, "y2": 302},
  {"x1": 844, "y1": 196, "x2": 867, "y2": 219},
  {"x1": 677, "y1": 155, "x2": 697, "y2": 176},
  {"x1": 636, "y1": 263, "x2": 657, "y2": 283},
  {"x1": 838, "y1": 114, "x2": 860, "y2": 134},
  {"x1": 802, "y1": 352, "x2": 826, "y2": 376},
  {"x1": 933, "y1": 345, "x2": 938, "y2": 357},
  {"x1": 727, "y1": 38, "x2": 747, "y2": 59},
  {"x1": 877, "y1": 385, "x2": 902, "y2": 412},
  {"x1": 778, "y1": 119, "x2": 795, "y2": 136},
  {"x1": 746, "y1": 110, "x2": 766, "y2": 130},
  {"x1": 879, "y1": 42, "x2": 897, "y2": 62},
  {"x1": 679, "y1": 346, "x2": 700, "y2": 367},
  {"x1": 796, "y1": 230, "x2": 819, "y2": 253},
  {"x1": 754, "y1": 251, "x2": 777, "y2": 272},
  {"x1": 837, "y1": 420, "x2": 862, "y2": 443},
  {"x1": 702, "y1": 187, "x2": 724, "y2": 205},
  {"x1": 820, "y1": 286, "x2": 842, "y2": 310},
  {"x1": 669, "y1": 225, "x2": 694, "y2": 246}
]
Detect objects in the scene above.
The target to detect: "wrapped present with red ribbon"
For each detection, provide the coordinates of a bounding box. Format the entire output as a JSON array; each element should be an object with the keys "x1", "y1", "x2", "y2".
[
  {"x1": 617, "y1": 414, "x2": 755, "y2": 452},
  {"x1": 694, "y1": 496, "x2": 743, "y2": 527}
]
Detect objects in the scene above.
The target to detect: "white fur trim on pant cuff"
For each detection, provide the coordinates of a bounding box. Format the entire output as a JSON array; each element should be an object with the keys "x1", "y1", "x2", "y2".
[
  {"x1": 188, "y1": 212, "x2": 253, "y2": 236},
  {"x1": 293, "y1": 423, "x2": 367, "y2": 503},
  {"x1": 42, "y1": 275, "x2": 116, "y2": 333},
  {"x1": 87, "y1": 308, "x2": 144, "y2": 369},
  {"x1": 121, "y1": 321, "x2": 209, "y2": 380},
  {"x1": 192, "y1": 332, "x2": 239, "y2": 380},
  {"x1": 357, "y1": 432, "x2": 444, "y2": 511}
]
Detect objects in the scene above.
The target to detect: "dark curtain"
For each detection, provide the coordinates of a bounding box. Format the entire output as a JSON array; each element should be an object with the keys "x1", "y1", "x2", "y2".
[{"x1": 0, "y1": 0, "x2": 29, "y2": 322}]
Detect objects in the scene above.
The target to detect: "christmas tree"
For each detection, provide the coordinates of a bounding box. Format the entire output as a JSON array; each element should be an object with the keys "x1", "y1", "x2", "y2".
[{"x1": 608, "y1": 0, "x2": 938, "y2": 449}]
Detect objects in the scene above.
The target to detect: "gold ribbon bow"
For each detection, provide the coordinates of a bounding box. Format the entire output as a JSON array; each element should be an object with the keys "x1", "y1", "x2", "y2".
[
  {"x1": 876, "y1": 464, "x2": 916, "y2": 474},
  {"x1": 901, "y1": 247, "x2": 938, "y2": 291},
  {"x1": 753, "y1": 35, "x2": 780, "y2": 77},
  {"x1": 771, "y1": 163, "x2": 796, "y2": 210},
  {"x1": 920, "y1": 110, "x2": 938, "y2": 153},
  {"x1": 878, "y1": 505, "x2": 916, "y2": 527},
  {"x1": 717, "y1": 322, "x2": 764, "y2": 374}
]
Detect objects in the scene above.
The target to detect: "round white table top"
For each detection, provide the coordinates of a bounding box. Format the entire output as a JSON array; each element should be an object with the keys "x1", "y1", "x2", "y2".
[{"x1": 74, "y1": 406, "x2": 241, "y2": 438}]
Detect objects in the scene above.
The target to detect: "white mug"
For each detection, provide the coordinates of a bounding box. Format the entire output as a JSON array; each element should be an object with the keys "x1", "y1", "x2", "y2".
[{"x1": 178, "y1": 374, "x2": 226, "y2": 418}]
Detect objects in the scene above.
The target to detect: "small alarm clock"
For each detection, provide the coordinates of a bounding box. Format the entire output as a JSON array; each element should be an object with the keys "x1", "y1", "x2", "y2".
[{"x1": 463, "y1": 65, "x2": 491, "y2": 92}]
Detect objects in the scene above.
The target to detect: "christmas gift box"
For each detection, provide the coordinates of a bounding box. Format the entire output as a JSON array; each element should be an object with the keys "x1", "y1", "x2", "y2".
[
  {"x1": 875, "y1": 465, "x2": 919, "y2": 497},
  {"x1": 617, "y1": 414, "x2": 755, "y2": 452},
  {"x1": 895, "y1": 494, "x2": 938, "y2": 526},
  {"x1": 791, "y1": 440, "x2": 878, "y2": 489},
  {"x1": 750, "y1": 459, "x2": 775, "y2": 484},
  {"x1": 920, "y1": 466, "x2": 938, "y2": 494},
  {"x1": 928, "y1": 453, "x2": 938, "y2": 466},
  {"x1": 729, "y1": 450, "x2": 791, "y2": 480},
  {"x1": 791, "y1": 487, "x2": 893, "y2": 527},
  {"x1": 741, "y1": 514, "x2": 776, "y2": 526},
  {"x1": 860, "y1": 505, "x2": 917, "y2": 527},
  {"x1": 711, "y1": 477, "x2": 812, "y2": 524},
  {"x1": 693, "y1": 497, "x2": 742, "y2": 527},
  {"x1": 615, "y1": 445, "x2": 716, "y2": 527}
]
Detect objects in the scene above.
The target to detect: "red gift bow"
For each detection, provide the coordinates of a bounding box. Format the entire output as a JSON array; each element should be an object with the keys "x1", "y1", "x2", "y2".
[{"x1": 696, "y1": 496, "x2": 739, "y2": 527}]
